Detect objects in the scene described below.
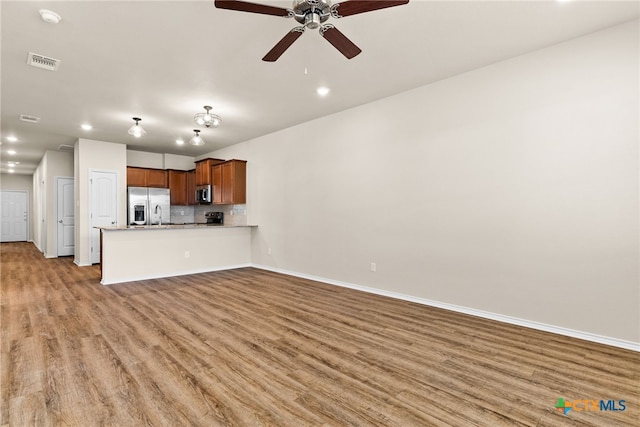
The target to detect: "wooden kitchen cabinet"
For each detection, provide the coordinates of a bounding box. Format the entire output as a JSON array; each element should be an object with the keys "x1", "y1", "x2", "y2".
[
  {"x1": 127, "y1": 167, "x2": 168, "y2": 188},
  {"x1": 212, "y1": 159, "x2": 246, "y2": 204},
  {"x1": 195, "y1": 158, "x2": 224, "y2": 185},
  {"x1": 212, "y1": 163, "x2": 223, "y2": 204},
  {"x1": 168, "y1": 170, "x2": 188, "y2": 205},
  {"x1": 146, "y1": 169, "x2": 168, "y2": 188},
  {"x1": 187, "y1": 170, "x2": 196, "y2": 205},
  {"x1": 127, "y1": 167, "x2": 147, "y2": 187}
]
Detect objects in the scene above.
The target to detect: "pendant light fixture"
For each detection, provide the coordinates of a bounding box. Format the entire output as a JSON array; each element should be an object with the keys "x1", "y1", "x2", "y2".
[
  {"x1": 189, "y1": 129, "x2": 204, "y2": 146},
  {"x1": 194, "y1": 106, "x2": 221, "y2": 128},
  {"x1": 128, "y1": 117, "x2": 146, "y2": 138}
]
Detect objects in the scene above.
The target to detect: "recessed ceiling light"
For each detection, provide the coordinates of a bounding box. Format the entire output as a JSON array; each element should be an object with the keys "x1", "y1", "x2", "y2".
[
  {"x1": 7, "y1": 150, "x2": 16, "y2": 155},
  {"x1": 6, "y1": 136, "x2": 17, "y2": 142},
  {"x1": 81, "y1": 124, "x2": 93, "y2": 131},
  {"x1": 176, "y1": 139, "x2": 185, "y2": 145},
  {"x1": 316, "y1": 86, "x2": 330, "y2": 96},
  {"x1": 39, "y1": 9, "x2": 62, "y2": 24}
]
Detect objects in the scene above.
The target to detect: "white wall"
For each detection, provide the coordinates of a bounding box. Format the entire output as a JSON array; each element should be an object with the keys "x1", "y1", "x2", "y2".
[
  {"x1": 164, "y1": 153, "x2": 195, "y2": 170},
  {"x1": 209, "y1": 21, "x2": 639, "y2": 344},
  {"x1": 75, "y1": 139, "x2": 127, "y2": 266},
  {"x1": 42, "y1": 151, "x2": 74, "y2": 257},
  {"x1": 0, "y1": 173, "x2": 34, "y2": 242},
  {"x1": 30, "y1": 150, "x2": 74, "y2": 256},
  {"x1": 127, "y1": 150, "x2": 164, "y2": 168},
  {"x1": 126, "y1": 150, "x2": 195, "y2": 170}
]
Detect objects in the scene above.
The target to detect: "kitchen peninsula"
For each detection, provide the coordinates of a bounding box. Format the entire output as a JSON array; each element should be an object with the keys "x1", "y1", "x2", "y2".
[{"x1": 98, "y1": 224, "x2": 257, "y2": 285}]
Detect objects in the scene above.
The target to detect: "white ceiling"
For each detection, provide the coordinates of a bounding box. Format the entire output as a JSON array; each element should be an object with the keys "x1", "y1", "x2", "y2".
[{"x1": 2, "y1": 0, "x2": 638, "y2": 174}]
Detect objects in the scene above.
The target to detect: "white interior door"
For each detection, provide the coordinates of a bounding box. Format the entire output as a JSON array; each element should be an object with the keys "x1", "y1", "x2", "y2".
[
  {"x1": 0, "y1": 191, "x2": 28, "y2": 242},
  {"x1": 56, "y1": 177, "x2": 75, "y2": 256},
  {"x1": 90, "y1": 171, "x2": 118, "y2": 264}
]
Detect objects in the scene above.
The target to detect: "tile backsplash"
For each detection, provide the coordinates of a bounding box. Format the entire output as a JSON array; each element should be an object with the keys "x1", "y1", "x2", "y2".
[
  {"x1": 169, "y1": 206, "x2": 195, "y2": 223},
  {"x1": 170, "y1": 204, "x2": 247, "y2": 226}
]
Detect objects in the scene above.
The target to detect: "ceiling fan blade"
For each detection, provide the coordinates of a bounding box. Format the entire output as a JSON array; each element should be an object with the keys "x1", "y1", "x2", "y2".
[
  {"x1": 214, "y1": 0, "x2": 291, "y2": 17},
  {"x1": 331, "y1": 0, "x2": 409, "y2": 18},
  {"x1": 262, "y1": 27, "x2": 305, "y2": 62},
  {"x1": 319, "y1": 25, "x2": 361, "y2": 59}
]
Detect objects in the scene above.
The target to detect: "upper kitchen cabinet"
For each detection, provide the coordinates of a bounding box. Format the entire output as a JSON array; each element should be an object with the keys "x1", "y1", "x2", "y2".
[
  {"x1": 147, "y1": 169, "x2": 168, "y2": 188},
  {"x1": 127, "y1": 167, "x2": 168, "y2": 188},
  {"x1": 212, "y1": 160, "x2": 247, "y2": 205},
  {"x1": 168, "y1": 170, "x2": 188, "y2": 205},
  {"x1": 195, "y1": 158, "x2": 224, "y2": 185},
  {"x1": 187, "y1": 170, "x2": 196, "y2": 205}
]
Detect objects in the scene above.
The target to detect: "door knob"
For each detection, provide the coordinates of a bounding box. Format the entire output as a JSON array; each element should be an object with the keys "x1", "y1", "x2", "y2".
[
  {"x1": 111, "y1": 221, "x2": 116, "y2": 225},
  {"x1": 58, "y1": 220, "x2": 63, "y2": 223}
]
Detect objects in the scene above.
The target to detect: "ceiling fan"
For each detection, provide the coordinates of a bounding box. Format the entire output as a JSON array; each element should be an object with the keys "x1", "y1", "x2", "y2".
[{"x1": 214, "y1": 0, "x2": 409, "y2": 61}]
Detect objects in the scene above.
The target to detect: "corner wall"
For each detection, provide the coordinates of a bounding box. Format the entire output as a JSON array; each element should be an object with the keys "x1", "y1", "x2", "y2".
[
  {"x1": 75, "y1": 139, "x2": 127, "y2": 266},
  {"x1": 209, "y1": 21, "x2": 639, "y2": 344}
]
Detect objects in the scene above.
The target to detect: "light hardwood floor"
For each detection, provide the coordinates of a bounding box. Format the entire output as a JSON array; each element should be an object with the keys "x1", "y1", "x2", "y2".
[{"x1": 1, "y1": 242, "x2": 638, "y2": 426}]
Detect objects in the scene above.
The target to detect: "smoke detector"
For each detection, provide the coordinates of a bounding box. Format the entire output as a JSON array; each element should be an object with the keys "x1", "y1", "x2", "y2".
[
  {"x1": 19, "y1": 114, "x2": 40, "y2": 124},
  {"x1": 26, "y1": 52, "x2": 61, "y2": 71},
  {"x1": 58, "y1": 144, "x2": 74, "y2": 152}
]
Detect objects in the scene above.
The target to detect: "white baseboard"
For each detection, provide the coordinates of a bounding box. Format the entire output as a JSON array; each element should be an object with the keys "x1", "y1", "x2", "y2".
[
  {"x1": 252, "y1": 264, "x2": 640, "y2": 352},
  {"x1": 101, "y1": 263, "x2": 252, "y2": 285},
  {"x1": 73, "y1": 259, "x2": 92, "y2": 267}
]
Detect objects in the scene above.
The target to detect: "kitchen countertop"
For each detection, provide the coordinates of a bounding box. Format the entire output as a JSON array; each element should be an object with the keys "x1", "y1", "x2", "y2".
[{"x1": 96, "y1": 224, "x2": 257, "y2": 231}]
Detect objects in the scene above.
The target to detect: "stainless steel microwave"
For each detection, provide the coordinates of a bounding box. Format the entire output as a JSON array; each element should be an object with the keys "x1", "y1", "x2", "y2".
[{"x1": 196, "y1": 184, "x2": 211, "y2": 204}]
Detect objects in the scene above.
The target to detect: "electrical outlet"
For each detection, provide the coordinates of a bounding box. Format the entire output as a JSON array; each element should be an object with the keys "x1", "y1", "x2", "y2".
[
  {"x1": 180, "y1": 210, "x2": 184, "y2": 216},
  {"x1": 268, "y1": 247, "x2": 272, "y2": 255},
  {"x1": 185, "y1": 251, "x2": 190, "y2": 258},
  {"x1": 370, "y1": 262, "x2": 376, "y2": 272}
]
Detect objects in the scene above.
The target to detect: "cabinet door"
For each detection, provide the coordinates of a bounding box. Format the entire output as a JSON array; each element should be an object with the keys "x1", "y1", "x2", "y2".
[
  {"x1": 187, "y1": 170, "x2": 196, "y2": 205},
  {"x1": 195, "y1": 161, "x2": 208, "y2": 186},
  {"x1": 214, "y1": 160, "x2": 246, "y2": 205},
  {"x1": 168, "y1": 170, "x2": 187, "y2": 205},
  {"x1": 227, "y1": 160, "x2": 246, "y2": 204},
  {"x1": 221, "y1": 162, "x2": 234, "y2": 204},
  {"x1": 127, "y1": 167, "x2": 147, "y2": 187},
  {"x1": 212, "y1": 164, "x2": 223, "y2": 204},
  {"x1": 146, "y1": 169, "x2": 168, "y2": 188}
]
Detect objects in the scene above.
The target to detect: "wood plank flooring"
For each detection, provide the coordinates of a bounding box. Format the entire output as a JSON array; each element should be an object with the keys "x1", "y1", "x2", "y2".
[{"x1": 1, "y1": 242, "x2": 638, "y2": 426}]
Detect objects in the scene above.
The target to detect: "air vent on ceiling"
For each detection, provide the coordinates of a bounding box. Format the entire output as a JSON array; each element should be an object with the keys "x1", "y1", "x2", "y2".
[
  {"x1": 58, "y1": 144, "x2": 74, "y2": 152},
  {"x1": 19, "y1": 114, "x2": 40, "y2": 123},
  {"x1": 26, "y1": 52, "x2": 61, "y2": 71}
]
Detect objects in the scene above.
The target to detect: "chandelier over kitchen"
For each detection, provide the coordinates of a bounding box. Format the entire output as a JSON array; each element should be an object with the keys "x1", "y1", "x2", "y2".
[
  {"x1": 189, "y1": 129, "x2": 204, "y2": 146},
  {"x1": 194, "y1": 106, "x2": 221, "y2": 128},
  {"x1": 127, "y1": 117, "x2": 146, "y2": 138}
]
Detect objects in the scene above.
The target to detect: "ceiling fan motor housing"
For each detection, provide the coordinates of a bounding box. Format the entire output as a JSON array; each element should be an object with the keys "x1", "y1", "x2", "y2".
[{"x1": 293, "y1": 0, "x2": 331, "y2": 28}]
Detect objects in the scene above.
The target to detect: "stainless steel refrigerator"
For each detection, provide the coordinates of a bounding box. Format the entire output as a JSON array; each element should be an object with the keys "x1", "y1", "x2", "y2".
[{"x1": 127, "y1": 187, "x2": 170, "y2": 225}]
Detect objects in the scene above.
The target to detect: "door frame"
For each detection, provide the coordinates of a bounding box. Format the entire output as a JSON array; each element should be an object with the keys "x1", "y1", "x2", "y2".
[{"x1": 55, "y1": 176, "x2": 74, "y2": 256}]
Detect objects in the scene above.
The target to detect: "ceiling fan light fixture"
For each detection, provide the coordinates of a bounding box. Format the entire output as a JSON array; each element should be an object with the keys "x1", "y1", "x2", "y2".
[
  {"x1": 128, "y1": 117, "x2": 146, "y2": 138},
  {"x1": 194, "y1": 106, "x2": 222, "y2": 128},
  {"x1": 189, "y1": 129, "x2": 204, "y2": 146}
]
